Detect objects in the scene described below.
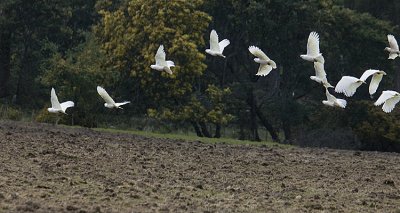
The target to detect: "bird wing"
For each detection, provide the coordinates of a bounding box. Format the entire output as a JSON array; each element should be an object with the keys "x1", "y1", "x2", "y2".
[
  {"x1": 50, "y1": 88, "x2": 62, "y2": 110},
  {"x1": 219, "y1": 39, "x2": 230, "y2": 53},
  {"x1": 382, "y1": 96, "x2": 400, "y2": 113},
  {"x1": 97, "y1": 86, "x2": 116, "y2": 105},
  {"x1": 256, "y1": 65, "x2": 273, "y2": 76},
  {"x1": 249, "y1": 46, "x2": 270, "y2": 61},
  {"x1": 325, "y1": 89, "x2": 336, "y2": 102},
  {"x1": 155, "y1": 45, "x2": 167, "y2": 66},
  {"x1": 307, "y1": 32, "x2": 320, "y2": 56},
  {"x1": 210, "y1": 30, "x2": 220, "y2": 52},
  {"x1": 115, "y1": 101, "x2": 130, "y2": 107},
  {"x1": 166, "y1": 60, "x2": 175, "y2": 67},
  {"x1": 336, "y1": 99, "x2": 347, "y2": 108},
  {"x1": 374, "y1": 91, "x2": 398, "y2": 106},
  {"x1": 369, "y1": 73, "x2": 384, "y2": 95},
  {"x1": 388, "y1": 34, "x2": 399, "y2": 51},
  {"x1": 313, "y1": 62, "x2": 327, "y2": 79},
  {"x1": 60, "y1": 101, "x2": 74, "y2": 112},
  {"x1": 335, "y1": 76, "x2": 360, "y2": 97},
  {"x1": 360, "y1": 69, "x2": 378, "y2": 82}
]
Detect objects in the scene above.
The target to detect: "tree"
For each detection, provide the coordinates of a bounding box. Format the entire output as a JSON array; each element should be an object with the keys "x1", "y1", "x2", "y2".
[
  {"x1": 203, "y1": 0, "x2": 395, "y2": 143},
  {"x1": 96, "y1": 0, "x2": 234, "y2": 136}
]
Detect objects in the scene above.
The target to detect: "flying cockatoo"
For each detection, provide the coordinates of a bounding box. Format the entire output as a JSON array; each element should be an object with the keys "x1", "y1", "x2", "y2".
[
  {"x1": 47, "y1": 88, "x2": 74, "y2": 114},
  {"x1": 335, "y1": 76, "x2": 366, "y2": 97},
  {"x1": 97, "y1": 86, "x2": 130, "y2": 109},
  {"x1": 150, "y1": 45, "x2": 175, "y2": 74},
  {"x1": 300, "y1": 32, "x2": 325, "y2": 64},
  {"x1": 248, "y1": 46, "x2": 277, "y2": 76},
  {"x1": 205, "y1": 30, "x2": 230, "y2": 58},
  {"x1": 374, "y1": 90, "x2": 400, "y2": 113},
  {"x1": 311, "y1": 62, "x2": 333, "y2": 88},
  {"x1": 385, "y1": 35, "x2": 400, "y2": 60},
  {"x1": 323, "y1": 88, "x2": 347, "y2": 109},
  {"x1": 359, "y1": 69, "x2": 386, "y2": 95}
]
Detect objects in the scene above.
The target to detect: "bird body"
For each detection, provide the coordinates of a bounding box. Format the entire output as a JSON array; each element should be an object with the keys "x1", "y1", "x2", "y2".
[
  {"x1": 150, "y1": 45, "x2": 174, "y2": 74},
  {"x1": 300, "y1": 32, "x2": 325, "y2": 64},
  {"x1": 47, "y1": 88, "x2": 74, "y2": 114},
  {"x1": 375, "y1": 90, "x2": 400, "y2": 113},
  {"x1": 323, "y1": 89, "x2": 347, "y2": 108},
  {"x1": 206, "y1": 30, "x2": 230, "y2": 58},
  {"x1": 97, "y1": 86, "x2": 130, "y2": 109},
  {"x1": 385, "y1": 35, "x2": 400, "y2": 60},
  {"x1": 248, "y1": 46, "x2": 277, "y2": 76}
]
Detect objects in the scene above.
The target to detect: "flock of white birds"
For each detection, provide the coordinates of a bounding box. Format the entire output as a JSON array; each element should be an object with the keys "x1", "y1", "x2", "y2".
[{"x1": 47, "y1": 30, "x2": 400, "y2": 115}]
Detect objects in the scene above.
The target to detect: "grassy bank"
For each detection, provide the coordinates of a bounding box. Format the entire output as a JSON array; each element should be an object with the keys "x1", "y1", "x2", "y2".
[{"x1": 94, "y1": 127, "x2": 291, "y2": 148}]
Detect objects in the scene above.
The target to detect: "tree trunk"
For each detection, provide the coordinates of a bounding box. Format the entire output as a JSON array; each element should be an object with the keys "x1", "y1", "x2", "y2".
[
  {"x1": 16, "y1": 43, "x2": 30, "y2": 105},
  {"x1": 247, "y1": 89, "x2": 261, "y2": 142},
  {"x1": 255, "y1": 106, "x2": 280, "y2": 142},
  {"x1": 239, "y1": 119, "x2": 245, "y2": 140},
  {"x1": 214, "y1": 123, "x2": 221, "y2": 138},
  {"x1": 199, "y1": 122, "x2": 212, "y2": 138},
  {"x1": 191, "y1": 121, "x2": 203, "y2": 137},
  {"x1": 282, "y1": 120, "x2": 292, "y2": 142},
  {"x1": 0, "y1": 31, "x2": 11, "y2": 98}
]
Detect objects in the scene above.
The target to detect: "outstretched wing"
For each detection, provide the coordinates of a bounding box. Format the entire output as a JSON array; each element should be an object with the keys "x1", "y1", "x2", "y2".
[
  {"x1": 210, "y1": 30, "x2": 220, "y2": 52},
  {"x1": 218, "y1": 39, "x2": 230, "y2": 53},
  {"x1": 375, "y1": 90, "x2": 398, "y2": 106},
  {"x1": 249, "y1": 46, "x2": 270, "y2": 61},
  {"x1": 369, "y1": 73, "x2": 385, "y2": 95},
  {"x1": 115, "y1": 101, "x2": 130, "y2": 107},
  {"x1": 97, "y1": 86, "x2": 116, "y2": 105},
  {"x1": 388, "y1": 34, "x2": 399, "y2": 51},
  {"x1": 256, "y1": 65, "x2": 273, "y2": 76},
  {"x1": 155, "y1": 45, "x2": 167, "y2": 66},
  {"x1": 335, "y1": 76, "x2": 361, "y2": 97},
  {"x1": 336, "y1": 99, "x2": 347, "y2": 108},
  {"x1": 307, "y1": 32, "x2": 320, "y2": 56},
  {"x1": 60, "y1": 101, "x2": 74, "y2": 112},
  {"x1": 325, "y1": 89, "x2": 336, "y2": 102},
  {"x1": 313, "y1": 62, "x2": 327, "y2": 79},
  {"x1": 360, "y1": 69, "x2": 378, "y2": 82},
  {"x1": 382, "y1": 96, "x2": 400, "y2": 113},
  {"x1": 50, "y1": 88, "x2": 62, "y2": 110}
]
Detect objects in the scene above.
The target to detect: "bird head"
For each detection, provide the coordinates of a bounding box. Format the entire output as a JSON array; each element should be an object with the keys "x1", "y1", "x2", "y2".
[
  {"x1": 379, "y1": 71, "x2": 387, "y2": 75},
  {"x1": 384, "y1": 47, "x2": 390, "y2": 51},
  {"x1": 104, "y1": 103, "x2": 114, "y2": 108}
]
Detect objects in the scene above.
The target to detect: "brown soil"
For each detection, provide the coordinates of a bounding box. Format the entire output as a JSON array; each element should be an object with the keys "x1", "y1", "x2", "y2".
[{"x1": 0, "y1": 120, "x2": 400, "y2": 212}]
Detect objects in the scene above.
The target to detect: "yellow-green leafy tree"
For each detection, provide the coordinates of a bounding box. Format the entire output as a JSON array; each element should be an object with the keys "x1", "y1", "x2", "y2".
[{"x1": 96, "y1": 0, "x2": 234, "y2": 136}]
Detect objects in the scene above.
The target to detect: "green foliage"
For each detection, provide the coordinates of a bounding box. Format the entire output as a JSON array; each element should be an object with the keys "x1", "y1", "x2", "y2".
[
  {"x1": 96, "y1": 0, "x2": 217, "y2": 124},
  {"x1": 347, "y1": 101, "x2": 400, "y2": 145},
  {"x1": 39, "y1": 33, "x2": 114, "y2": 127},
  {"x1": 0, "y1": 104, "x2": 23, "y2": 120}
]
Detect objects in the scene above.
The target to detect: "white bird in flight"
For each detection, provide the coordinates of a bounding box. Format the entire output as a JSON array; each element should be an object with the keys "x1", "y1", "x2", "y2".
[
  {"x1": 248, "y1": 46, "x2": 277, "y2": 76},
  {"x1": 311, "y1": 62, "x2": 333, "y2": 88},
  {"x1": 97, "y1": 86, "x2": 130, "y2": 109},
  {"x1": 47, "y1": 88, "x2": 74, "y2": 114},
  {"x1": 375, "y1": 90, "x2": 400, "y2": 113},
  {"x1": 335, "y1": 76, "x2": 366, "y2": 97},
  {"x1": 385, "y1": 34, "x2": 400, "y2": 60},
  {"x1": 300, "y1": 32, "x2": 325, "y2": 64},
  {"x1": 359, "y1": 69, "x2": 386, "y2": 95},
  {"x1": 150, "y1": 45, "x2": 175, "y2": 74},
  {"x1": 206, "y1": 30, "x2": 230, "y2": 58},
  {"x1": 323, "y1": 88, "x2": 347, "y2": 109}
]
